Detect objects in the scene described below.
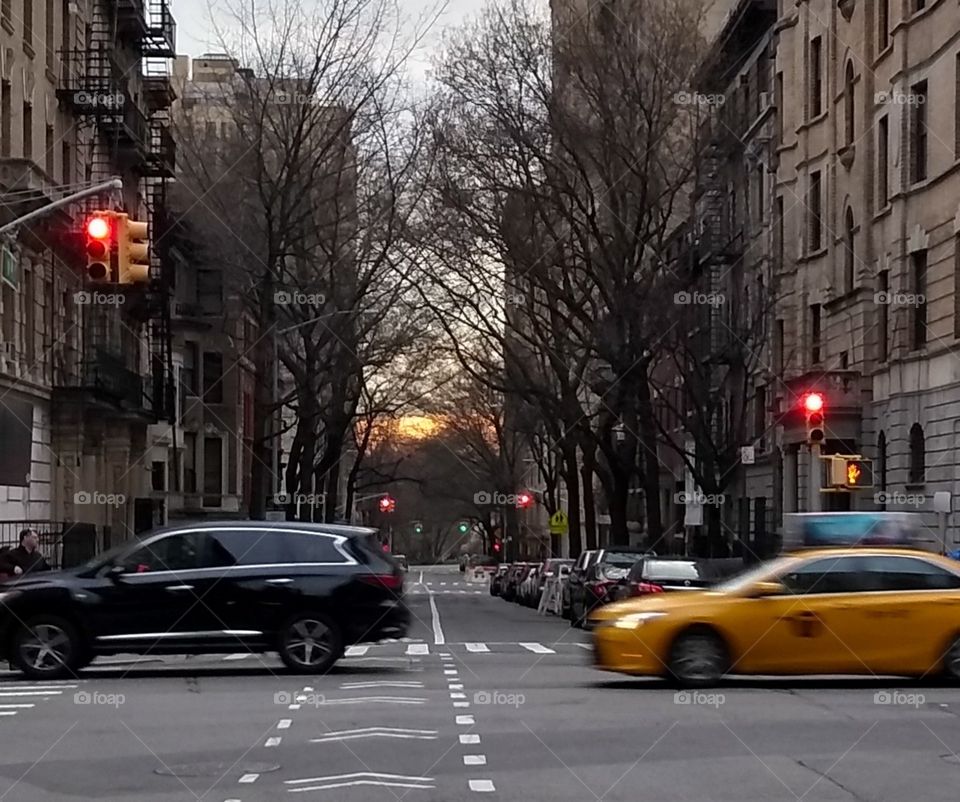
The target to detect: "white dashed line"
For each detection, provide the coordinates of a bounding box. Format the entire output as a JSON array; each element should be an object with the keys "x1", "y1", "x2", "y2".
[
  {"x1": 469, "y1": 779, "x2": 496, "y2": 792},
  {"x1": 239, "y1": 773, "x2": 259, "y2": 783},
  {"x1": 464, "y1": 643, "x2": 489, "y2": 653},
  {"x1": 278, "y1": 719, "x2": 292, "y2": 729},
  {"x1": 449, "y1": 684, "x2": 464, "y2": 690},
  {"x1": 573, "y1": 643, "x2": 591, "y2": 650},
  {"x1": 0, "y1": 711, "x2": 18, "y2": 716},
  {"x1": 289, "y1": 704, "x2": 301, "y2": 711},
  {"x1": 223, "y1": 653, "x2": 249, "y2": 661},
  {"x1": 450, "y1": 692, "x2": 466, "y2": 699},
  {"x1": 0, "y1": 704, "x2": 34, "y2": 709},
  {"x1": 344, "y1": 646, "x2": 369, "y2": 657},
  {"x1": 456, "y1": 715, "x2": 475, "y2": 725},
  {"x1": 406, "y1": 643, "x2": 429, "y2": 656},
  {"x1": 265, "y1": 737, "x2": 282, "y2": 747},
  {"x1": 519, "y1": 642, "x2": 554, "y2": 654},
  {"x1": 464, "y1": 755, "x2": 487, "y2": 766},
  {"x1": 429, "y1": 594, "x2": 445, "y2": 645},
  {"x1": 453, "y1": 701, "x2": 470, "y2": 708},
  {"x1": 460, "y1": 734, "x2": 481, "y2": 744}
]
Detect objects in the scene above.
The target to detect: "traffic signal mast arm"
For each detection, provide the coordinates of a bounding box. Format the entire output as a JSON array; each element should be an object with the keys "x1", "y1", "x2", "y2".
[{"x1": 0, "y1": 177, "x2": 122, "y2": 236}]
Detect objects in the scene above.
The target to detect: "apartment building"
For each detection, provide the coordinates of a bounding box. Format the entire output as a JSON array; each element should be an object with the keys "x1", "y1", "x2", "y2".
[{"x1": 0, "y1": 0, "x2": 176, "y2": 553}]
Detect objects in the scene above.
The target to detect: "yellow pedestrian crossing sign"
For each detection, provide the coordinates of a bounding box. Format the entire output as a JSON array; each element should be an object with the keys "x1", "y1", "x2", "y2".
[{"x1": 549, "y1": 510, "x2": 569, "y2": 535}]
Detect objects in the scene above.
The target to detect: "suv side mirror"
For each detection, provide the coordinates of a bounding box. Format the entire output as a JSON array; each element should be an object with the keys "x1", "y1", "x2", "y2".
[
  {"x1": 107, "y1": 563, "x2": 127, "y2": 581},
  {"x1": 747, "y1": 580, "x2": 785, "y2": 598}
]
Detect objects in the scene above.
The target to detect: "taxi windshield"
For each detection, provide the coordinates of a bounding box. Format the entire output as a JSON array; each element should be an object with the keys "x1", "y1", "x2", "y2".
[{"x1": 713, "y1": 557, "x2": 796, "y2": 593}]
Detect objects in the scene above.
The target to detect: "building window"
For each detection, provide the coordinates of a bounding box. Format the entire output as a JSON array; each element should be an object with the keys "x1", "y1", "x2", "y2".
[
  {"x1": 908, "y1": 423, "x2": 925, "y2": 485},
  {"x1": 775, "y1": 71, "x2": 783, "y2": 142},
  {"x1": 808, "y1": 171, "x2": 822, "y2": 251},
  {"x1": 843, "y1": 63, "x2": 855, "y2": 146},
  {"x1": 956, "y1": 54, "x2": 960, "y2": 158},
  {"x1": 878, "y1": 270, "x2": 889, "y2": 360},
  {"x1": 203, "y1": 437, "x2": 223, "y2": 507},
  {"x1": 755, "y1": 165, "x2": 765, "y2": 225},
  {"x1": 754, "y1": 385, "x2": 766, "y2": 451},
  {"x1": 198, "y1": 269, "x2": 223, "y2": 314},
  {"x1": 61, "y1": 141, "x2": 71, "y2": 184},
  {"x1": 877, "y1": 432, "x2": 887, "y2": 501},
  {"x1": 23, "y1": 0, "x2": 33, "y2": 42},
  {"x1": 22, "y1": 104, "x2": 32, "y2": 161},
  {"x1": 911, "y1": 81, "x2": 928, "y2": 183},
  {"x1": 0, "y1": 0, "x2": 9, "y2": 28},
  {"x1": 151, "y1": 461, "x2": 166, "y2": 492},
  {"x1": 809, "y1": 37, "x2": 823, "y2": 118},
  {"x1": 182, "y1": 342, "x2": 198, "y2": 395},
  {"x1": 203, "y1": 351, "x2": 224, "y2": 403},
  {"x1": 0, "y1": 82, "x2": 9, "y2": 157},
  {"x1": 878, "y1": 116, "x2": 889, "y2": 206},
  {"x1": 844, "y1": 207, "x2": 855, "y2": 292},
  {"x1": 955, "y1": 237, "x2": 960, "y2": 339},
  {"x1": 911, "y1": 250, "x2": 927, "y2": 348},
  {"x1": 775, "y1": 319, "x2": 785, "y2": 374},
  {"x1": 810, "y1": 303, "x2": 821, "y2": 365},
  {"x1": 913, "y1": 0, "x2": 926, "y2": 11},
  {"x1": 878, "y1": 0, "x2": 889, "y2": 51},
  {"x1": 45, "y1": 0, "x2": 54, "y2": 69},
  {"x1": 184, "y1": 432, "x2": 197, "y2": 493},
  {"x1": 44, "y1": 125, "x2": 53, "y2": 175},
  {"x1": 775, "y1": 195, "x2": 784, "y2": 269}
]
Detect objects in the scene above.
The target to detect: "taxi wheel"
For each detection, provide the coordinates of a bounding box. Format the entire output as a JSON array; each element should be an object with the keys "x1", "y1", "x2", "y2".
[
  {"x1": 668, "y1": 629, "x2": 728, "y2": 688},
  {"x1": 943, "y1": 636, "x2": 960, "y2": 679}
]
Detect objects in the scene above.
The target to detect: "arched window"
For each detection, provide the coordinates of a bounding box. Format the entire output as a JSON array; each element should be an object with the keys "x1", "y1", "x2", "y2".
[
  {"x1": 877, "y1": 432, "x2": 887, "y2": 506},
  {"x1": 844, "y1": 62, "x2": 855, "y2": 146},
  {"x1": 844, "y1": 207, "x2": 855, "y2": 292},
  {"x1": 909, "y1": 423, "x2": 925, "y2": 484}
]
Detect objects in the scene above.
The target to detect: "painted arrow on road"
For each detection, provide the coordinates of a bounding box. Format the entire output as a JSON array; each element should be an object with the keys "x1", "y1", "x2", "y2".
[
  {"x1": 286, "y1": 772, "x2": 435, "y2": 792},
  {"x1": 310, "y1": 727, "x2": 438, "y2": 743}
]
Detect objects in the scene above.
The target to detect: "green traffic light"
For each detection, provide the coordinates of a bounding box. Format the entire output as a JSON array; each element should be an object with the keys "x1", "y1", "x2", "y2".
[{"x1": 458, "y1": 522, "x2": 469, "y2": 534}]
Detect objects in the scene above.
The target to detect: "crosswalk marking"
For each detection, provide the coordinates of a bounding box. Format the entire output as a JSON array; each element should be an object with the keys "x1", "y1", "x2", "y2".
[
  {"x1": 223, "y1": 653, "x2": 250, "y2": 661},
  {"x1": 406, "y1": 643, "x2": 429, "y2": 656},
  {"x1": 344, "y1": 646, "x2": 369, "y2": 657},
  {"x1": 464, "y1": 643, "x2": 489, "y2": 653},
  {"x1": 520, "y1": 642, "x2": 555, "y2": 654}
]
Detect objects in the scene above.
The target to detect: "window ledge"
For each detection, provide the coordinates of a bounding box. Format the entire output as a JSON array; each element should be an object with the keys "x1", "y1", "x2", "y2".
[
  {"x1": 22, "y1": 41, "x2": 35, "y2": 60},
  {"x1": 0, "y1": 17, "x2": 13, "y2": 36}
]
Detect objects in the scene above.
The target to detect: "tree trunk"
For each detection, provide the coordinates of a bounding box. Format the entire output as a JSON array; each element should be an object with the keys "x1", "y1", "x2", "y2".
[
  {"x1": 607, "y1": 469, "x2": 630, "y2": 546},
  {"x1": 561, "y1": 442, "x2": 583, "y2": 558},
  {"x1": 637, "y1": 375, "x2": 663, "y2": 550},
  {"x1": 579, "y1": 443, "x2": 597, "y2": 551}
]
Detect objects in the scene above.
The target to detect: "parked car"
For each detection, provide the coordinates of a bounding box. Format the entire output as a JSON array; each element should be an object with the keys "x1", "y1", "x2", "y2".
[
  {"x1": 393, "y1": 554, "x2": 409, "y2": 571},
  {"x1": 0, "y1": 522, "x2": 409, "y2": 679},
  {"x1": 501, "y1": 562, "x2": 531, "y2": 601},
  {"x1": 610, "y1": 557, "x2": 714, "y2": 601},
  {"x1": 518, "y1": 564, "x2": 542, "y2": 607},
  {"x1": 562, "y1": 550, "x2": 598, "y2": 619},
  {"x1": 569, "y1": 548, "x2": 654, "y2": 627},
  {"x1": 489, "y1": 564, "x2": 509, "y2": 596}
]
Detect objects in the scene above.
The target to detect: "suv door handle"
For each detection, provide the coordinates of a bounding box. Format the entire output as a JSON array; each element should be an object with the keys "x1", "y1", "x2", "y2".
[
  {"x1": 165, "y1": 584, "x2": 194, "y2": 592},
  {"x1": 266, "y1": 578, "x2": 293, "y2": 585}
]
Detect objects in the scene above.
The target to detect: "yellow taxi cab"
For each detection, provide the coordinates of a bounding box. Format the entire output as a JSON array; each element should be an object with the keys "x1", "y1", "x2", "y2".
[{"x1": 590, "y1": 513, "x2": 960, "y2": 686}]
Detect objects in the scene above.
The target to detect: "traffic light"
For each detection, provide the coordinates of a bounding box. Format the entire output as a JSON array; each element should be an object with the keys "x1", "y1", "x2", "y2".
[
  {"x1": 457, "y1": 521, "x2": 470, "y2": 534},
  {"x1": 378, "y1": 495, "x2": 396, "y2": 513},
  {"x1": 516, "y1": 491, "x2": 534, "y2": 509},
  {"x1": 802, "y1": 392, "x2": 825, "y2": 444},
  {"x1": 85, "y1": 212, "x2": 114, "y2": 282},
  {"x1": 828, "y1": 456, "x2": 874, "y2": 489},
  {"x1": 492, "y1": 539, "x2": 501, "y2": 553},
  {"x1": 117, "y1": 214, "x2": 150, "y2": 284},
  {"x1": 414, "y1": 522, "x2": 423, "y2": 534}
]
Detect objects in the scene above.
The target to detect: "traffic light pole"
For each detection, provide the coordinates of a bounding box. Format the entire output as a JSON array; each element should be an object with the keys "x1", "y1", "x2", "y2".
[
  {"x1": 0, "y1": 177, "x2": 123, "y2": 236},
  {"x1": 809, "y1": 443, "x2": 823, "y2": 512}
]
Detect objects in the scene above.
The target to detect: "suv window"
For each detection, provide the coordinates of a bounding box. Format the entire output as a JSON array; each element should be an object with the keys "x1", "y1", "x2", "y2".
[
  {"x1": 121, "y1": 532, "x2": 214, "y2": 573},
  {"x1": 283, "y1": 533, "x2": 348, "y2": 563},
  {"x1": 862, "y1": 556, "x2": 960, "y2": 591},
  {"x1": 778, "y1": 556, "x2": 866, "y2": 594},
  {"x1": 208, "y1": 530, "x2": 348, "y2": 566}
]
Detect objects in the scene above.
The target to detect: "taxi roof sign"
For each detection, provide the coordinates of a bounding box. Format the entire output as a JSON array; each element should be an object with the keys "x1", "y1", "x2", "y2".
[{"x1": 783, "y1": 512, "x2": 927, "y2": 552}]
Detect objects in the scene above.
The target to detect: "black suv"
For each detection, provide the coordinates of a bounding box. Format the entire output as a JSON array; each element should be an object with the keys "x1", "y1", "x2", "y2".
[{"x1": 0, "y1": 522, "x2": 409, "y2": 679}]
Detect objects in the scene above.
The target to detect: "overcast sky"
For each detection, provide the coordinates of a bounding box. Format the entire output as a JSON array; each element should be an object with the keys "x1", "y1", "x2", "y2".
[{"x1": 171, "y1": 0, "x2": 482, "y2": 80}]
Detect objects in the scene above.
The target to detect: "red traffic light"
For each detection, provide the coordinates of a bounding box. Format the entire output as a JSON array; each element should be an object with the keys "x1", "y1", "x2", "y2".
[
  {"x1": 492, "y1": 540, "x2": 501, "y2": 552},
  {"x1": 802, "y1": 392, "x2": 824, "y2": 413},
  {"x1": 87, "y1": 216, "x2": 111, "y2": 240},
  {"x1": 516, "y1": 491, "x2": 534, "y2": 509},
  {"x1": 378, "y1": 495, "x2": 396, "y2": 513}
]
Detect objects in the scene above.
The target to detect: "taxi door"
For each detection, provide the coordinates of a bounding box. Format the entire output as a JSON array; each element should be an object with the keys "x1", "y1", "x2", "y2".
[{"x1": 730, "y1": 556, "x2": 870, "y2": 674}]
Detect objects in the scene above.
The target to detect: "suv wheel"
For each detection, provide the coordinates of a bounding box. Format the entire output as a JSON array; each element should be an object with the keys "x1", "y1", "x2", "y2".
[
  {"x1": 278, "y1": 613, "x2": 342, "y2": 674},
  {"x1": 12, "y1": 615, "x2": 82, "y2": 680},
  {"x1": 668, "y1": 629, "x2": 727, "y2": 688},
  {"x1": 944, "y1": 635, "x2": 960, "y2": 679}
]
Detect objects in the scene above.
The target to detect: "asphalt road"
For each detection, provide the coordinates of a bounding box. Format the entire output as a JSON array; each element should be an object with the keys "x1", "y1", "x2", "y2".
[{"x1": 3, "y1": 564, "x2": 960, "y2": 800}]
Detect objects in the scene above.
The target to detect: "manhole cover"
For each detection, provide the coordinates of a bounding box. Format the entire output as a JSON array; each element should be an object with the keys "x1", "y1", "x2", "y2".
[{"x1": 155, "y1": 762, "x2": 280, "y2": 778}]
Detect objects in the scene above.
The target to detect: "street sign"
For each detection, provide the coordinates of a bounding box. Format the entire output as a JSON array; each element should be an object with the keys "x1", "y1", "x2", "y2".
[
  {"x1": 549, "y1": 510, "x2": 569, "y2": 535},
  {"x1": 740, "y1": 446, "x2": 755, "y2": 465}
]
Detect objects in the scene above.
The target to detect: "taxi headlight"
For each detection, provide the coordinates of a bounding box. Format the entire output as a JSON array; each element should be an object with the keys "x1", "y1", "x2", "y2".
[{"x1": 612, "y1": 611, "x2": 667, "y2": 629}]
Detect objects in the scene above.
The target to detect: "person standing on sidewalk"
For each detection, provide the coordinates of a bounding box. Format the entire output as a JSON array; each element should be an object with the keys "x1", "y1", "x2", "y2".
[{"x1": 0, "y1": 529, "x2": 52, "y2": 578}]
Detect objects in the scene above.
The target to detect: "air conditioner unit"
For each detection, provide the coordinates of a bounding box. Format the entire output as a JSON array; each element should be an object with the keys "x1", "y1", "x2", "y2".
[{"x1": 759, "y1": 91, "x2": 772, "y2": 110}]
